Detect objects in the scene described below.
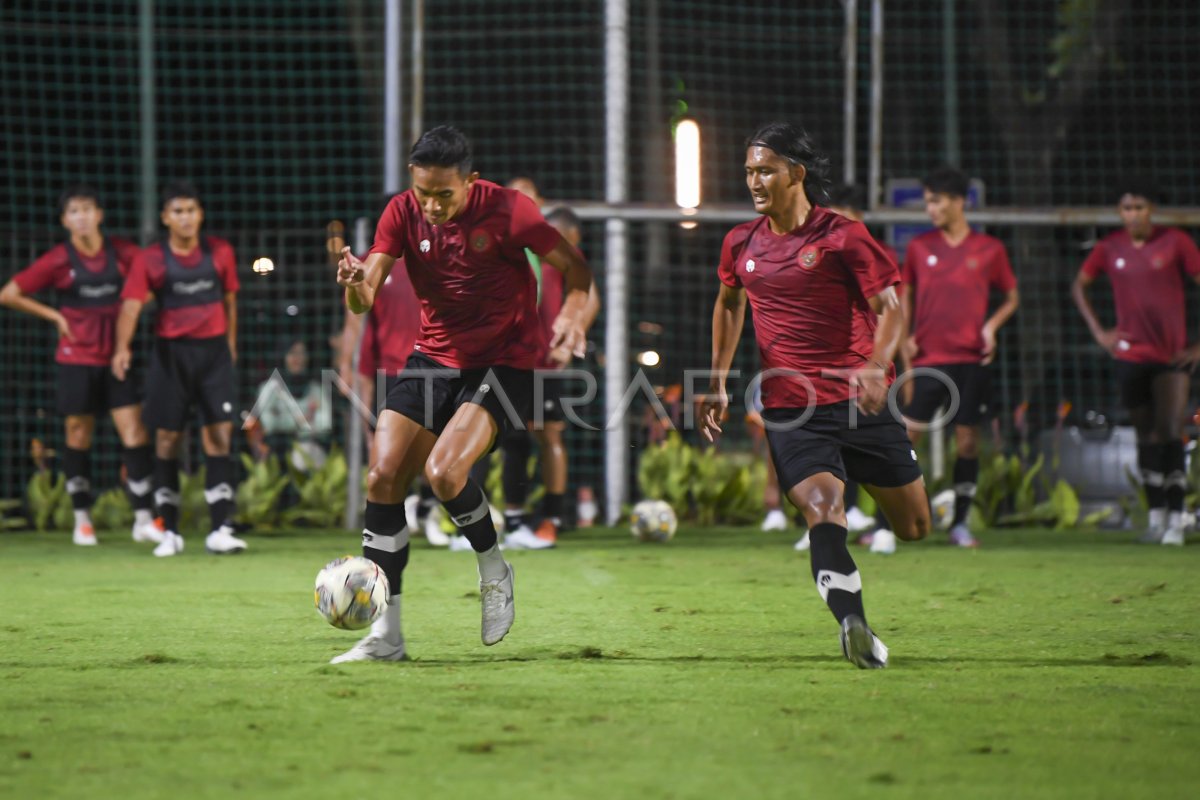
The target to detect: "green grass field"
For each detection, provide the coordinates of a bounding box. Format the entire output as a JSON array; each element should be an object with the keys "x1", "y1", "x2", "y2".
[{"x1": 1, "y1": 525, "x2": 1197, "y2": 799}]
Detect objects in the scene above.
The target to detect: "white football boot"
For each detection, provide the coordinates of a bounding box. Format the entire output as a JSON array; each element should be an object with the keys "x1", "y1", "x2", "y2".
[
  {"x1": 72, "y1": 522, "x2": 98, "y2": 546},
  {"x1": 205, "y1": 524, "x2": 247, "y2": 554},
  {"x1": 131, "y1": 512, "x2": 165, "y2": 544},
  {"x1": 793, "y1": 532, "x2": 811, "y2": 552},
  {"x1": 869, "y1": 528, "x2": 897, "y2": 555},
  {"x1": 503, "y1": 525, "x2": 554, "y2": 550},
  {"x1": 480, "y1": 562, "x2": 516, "y2": 646},
  {"x1": 153, "y1": 531, "x2": 184, "y2": 557},
  {"x1": 840, "y1": 615, "x2": 889, "y2": 669},
  {"x1": 845, "y1": 506, "x2": 873, "y2": 532},
  {"x1": 761, "y1": 509, "x2": 788, "y2": 531}
]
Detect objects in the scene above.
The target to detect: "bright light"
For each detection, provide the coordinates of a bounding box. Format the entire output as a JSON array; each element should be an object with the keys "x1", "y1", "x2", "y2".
[
  {"x1": 252, "y1": 257, "x2": 275, "y2": 274},
  {"x1": 637, "y1": 350, "x2": 661, "y2": 367},
  {"x1": 674, "y1": 118, "x2": 701, "y2": 210}
]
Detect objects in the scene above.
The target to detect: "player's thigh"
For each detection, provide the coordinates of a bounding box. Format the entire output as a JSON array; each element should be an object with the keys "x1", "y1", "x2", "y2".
[
  {"x1": 947, "y1": 363, "x2": 992, "y2": 426},
  {"x1": 1114, "y1": 361, "x2": 1156, "y2": 419},
  {"x1": 200, "y1": 421, "x2": 233, "y2": 455},
  {"x1": 455, "y1": 364, "x2": 533, "y2": 441},
  {"x1": 384, "y1": 354, "x2": 458, "y2": 435},
  {"x1": 144, "y1": 342, "x2": 190, "y2": 432},
  {"x1": 108, "y1": 403, "x2": 149, "y2": 447},
  {"x1": 862, "y1": 478, "x2": 931, "y2": 541},
  {"x1": 195, "y1": 340, "x2": 236, "y2": 427},
  {"x1": 841, "y1": 409, "x2": 927, "y2": 539},
  {"x1": 1151, "y1": 368, "x2": 1189, "y2": 439},
  {"x1": 426, "y1": 402, "x2": 500, "y2": 494},
  {"x1": 762, "y1": 408, "x2": 846, "y2": 509},
  {"x1": 56, "y1": 364, "x2": 106, "y2": 419},
  {"x1": 370, "y1": 409, "x2": 437, "y2": 500}
]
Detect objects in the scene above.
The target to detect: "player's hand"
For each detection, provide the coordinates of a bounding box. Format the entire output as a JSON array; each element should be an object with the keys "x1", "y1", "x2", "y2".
[
  {"x1": 1094, "y1": 328, "x2": 1132, "y2": 356},
  {"x1": 850, "y1": 362, "x2": 889, "y2": 416},
  {"x1": 111, "y1": 347, "x2": 131, "y2": 381},
  {"x1": 697, "y1": 384, "x2": 729, "y2": 443},
  {"x1": 980, "y1": 323, "x2": 997, "y2": 365},
  {"x1": 1171, "y1": 343, "x2": 1200, "y2": 373},
  {"x1": 53, "y1": 312, "x2": 75, "y2": 342},
  {"x1": 549, "y1": 315, "x2": 586, "y2": 362},
  {"x1": 900, "y1": 336, "x2": 919, "y2": 362},
  {"x1": 336, "y1": 246, "x2": 366, "y2": 287}
]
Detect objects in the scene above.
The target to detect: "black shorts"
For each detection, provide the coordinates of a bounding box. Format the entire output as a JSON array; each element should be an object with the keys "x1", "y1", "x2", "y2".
[
  {"x1": 1113, "y1": 360, "x2": 1184, "y2": 410},
  {"x1": 385, "y1": 352, "x2": 532, "y2": 437},
  {"x1": 902, "y1": 362, "x2": 992, "y2": 426},
  {"x1": 763, "y1": 402, "x2": 923, "y2": 492},
  {"x1": 530, "y1": 369, "x2": 572, "y2": 426},
  {"x1": 56, "y1": 363, "x2": 141, "y2": 416},
  {"x1": 144, "y1": 336, "x2": 236, "y2": 431}
]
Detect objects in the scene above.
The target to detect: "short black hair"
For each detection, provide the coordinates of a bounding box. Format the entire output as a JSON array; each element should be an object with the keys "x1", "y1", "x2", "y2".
[
  {"x1": 409, "y1": 125, "x2": 473, "y2": 175},
  {"x1": 1113, "y1": 176, "x2": 1161, "y2": 205},
  {"x1": 922, "y1": 165, "x2": 970, "y2": 198},
  {"x1": 745, "y1": 122, "x2": 831, "y2": 203},
  {"x1": 545, "y1": 206, "x2": 581, "y2": 235},
  {"x1": 825, "y1": 183, "x2": 866, "y2": 213},
  {"x1": 160, "y1": 181, "x2": 202, "y2": 210},
  {"x1": 57, "y1": 184, "x2": 102, "y2": 215}
]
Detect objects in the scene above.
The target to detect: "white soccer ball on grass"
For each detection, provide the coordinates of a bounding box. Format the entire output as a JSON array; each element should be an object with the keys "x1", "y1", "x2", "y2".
[
  {"x1": 314, "y1": 556, "x2": 389, "y2": 630},
  {"x1": 631, "y1": 499, "x2": 678, "y2": 542}
]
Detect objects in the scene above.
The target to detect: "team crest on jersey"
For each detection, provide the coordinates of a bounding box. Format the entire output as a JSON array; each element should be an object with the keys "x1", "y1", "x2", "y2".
[
  {"x1": 798, "y1": 246, "x2": 821, "y2": 269},
  {"x1": 926, "y1": 255, "x2": 938, "y2": 267},
  {"x1": 419, "y1": 239, "x2": 431, "y2": 253},
  {"x1": 745, "y1": 258, "x2": 756, "y2": 273},
  {"x1": 470, "y1": 229, "x2": 494, "y2": 253}
]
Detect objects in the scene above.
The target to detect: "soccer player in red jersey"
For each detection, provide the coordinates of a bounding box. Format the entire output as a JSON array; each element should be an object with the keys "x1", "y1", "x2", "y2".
[
  {"x1": 333, "y1": 127, "x2": 595, "y2": 662},
  {"x1": 1072, "y1": 180, "x2": 1200, "y2": 546},
  {"x1": 699, "y1": 122, "x2": 931, "y2": 669},
  {"x1": 112, "y1": 182, "x2": 246, "y2": 557},
  {"x1": 1, "y1": 186, "x2": 159, "y2": 547},
  {"x1": 886, "y1": 166, "x2": 1019, "y2": 552}
]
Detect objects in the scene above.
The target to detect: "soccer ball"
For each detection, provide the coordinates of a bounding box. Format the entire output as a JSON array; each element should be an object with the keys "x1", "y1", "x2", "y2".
[
  {"x1": 314, "y1": 556, "x2": 389, "y2": 630},
  {"x1": 931, "y1": 489, "x2": 956, "y2": 530},
  {"x1": 631, "y1": 499, "x2": 678, "y2": 542}
]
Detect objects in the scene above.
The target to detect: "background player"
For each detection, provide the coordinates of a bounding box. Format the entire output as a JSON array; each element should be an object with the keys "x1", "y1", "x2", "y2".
[
  {"x1": 332, "y1": 126, "x2": 595, "y2": 663},
  {"x1": 112, "y1": 182, "x2": 246, "y2": 557},
  {"x1": 699, "y1": 122, "x2": 930, "y2": 669},
  {"x1": 870, "y1": 166, "x2": 1019, "y2": 554},
  {"x1": 1072, "y1": 179, "x2": 1200, "y2": 546},
  {"x1": 0, "y1": 185, "x2": 159, "y2": 546}
]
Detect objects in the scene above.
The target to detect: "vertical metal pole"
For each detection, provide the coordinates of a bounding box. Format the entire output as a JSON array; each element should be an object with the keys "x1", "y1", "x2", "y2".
[
  {"x1": 345, "y1": 218, "x2": 372, "y2": 531},
  {"x1": 644, "y1": 0, "x2": 668, "y2": 285},
  {"x1": 604, "y1": 0, "x2": 630, "y2": 525},
  {"x1": 868, "y1": 0, "x2": 883, "y2": 209},
  {"x1": 383, "y1": 0, "x2": 402, "y2": 195},
  {"x1": 942, "y1": 0, "x2": 960, "y2": 165},
  {"x1": 138, "y1": 0, "x2": 156, "y2": 244},
  {"x1": 411, "y1": 0, "x2": 425, "y2": 146},
  {"x1": 842, "y1": 0, "x2": 858, "y2": 185}
]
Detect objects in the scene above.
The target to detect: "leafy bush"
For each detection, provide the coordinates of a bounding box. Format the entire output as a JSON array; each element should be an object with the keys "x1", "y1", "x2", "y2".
[
  {"x1": 637, "y1": 433, "x2": 766, "y2": 526},
  {"x1": 26, "y1": 471, "x2": 73, "y2": 532},
  {"x1": 235, "y1": 453, "x2": 289, "y2": 530},
  {"x1": 0, "y1": 498, "x2": 28, "y2": 530},
  {"x1": 283, "y1": 446, "x2": 349, "y2": 528},
  {"x1": 91, "y1": 488, "x2": 133, "y2": 531}
]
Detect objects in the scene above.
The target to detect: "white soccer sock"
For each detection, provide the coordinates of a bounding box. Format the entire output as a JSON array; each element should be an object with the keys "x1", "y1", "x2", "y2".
[
  {"x1": 370, "y1": 595, "x2": 402, "y2": 645},
  {"x1": 1167, "y1": 510, "x2": 1185, "y2": 531},
  {"x1": 476, "y1": 544, "x2": 508, "y2": 582},
  {"x1": 134, "y1": 509, "x2": 153, "y2": 526},
  {"x1": 74, "y1": 509, "x2": 92, "y2": 528},
  {"x1": 1148, "y1": 508, "x2": 1167, "y2": 531}
]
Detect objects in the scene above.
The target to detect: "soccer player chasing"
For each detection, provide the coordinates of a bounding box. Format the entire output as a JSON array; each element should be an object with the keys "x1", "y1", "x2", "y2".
[
  {"x1": 1072, "y1": 180, "x2": 1200, "y2": 546},
  {"x1": 1, "y1": 186, "x2": 160, "y2": 546},
  {"x1": 699, "y1": 123, "x2": 931, "y2": 669},
  {"x1": 332, "y1": 127, "x2": 595, "y2": 663}
]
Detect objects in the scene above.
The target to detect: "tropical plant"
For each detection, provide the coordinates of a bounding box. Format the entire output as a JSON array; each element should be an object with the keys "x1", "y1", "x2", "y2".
[
  {"x1": 284, "y1": 446, "x2": 349, "y2": 528},
  {"x1": 91, "y1": 487, "x2": 133, "y2": 531},
  {"x1": 235, "y1": 453, "x2": 290, "y2": 530},
  {"x1": 26, "y1": 471, "x2": 73, "y2": 532}
]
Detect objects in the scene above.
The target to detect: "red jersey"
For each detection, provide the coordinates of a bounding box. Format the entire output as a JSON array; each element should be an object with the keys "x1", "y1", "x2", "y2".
[
  {"x1": 536, "y1": 251, "x2": 566, "y2": 369},
  {"x1": 902, "y1": 230, "x2": 1016, "y2": 366},
  {"x1": 12, "y1": 237, "x2": 140, "y2": 366},
  {"x1": 718, "y1": 207, "x2": 900, "y2": 408},
  {"x1": 122, "y1": 236, "x2": 239, "y2": 340},
  {"x1": 369, "y1": 180, "x2": 561, "y2": 370},
  {"x1": 358, "y1": 259, "x2": 421, "y2": 377},
  {"x1": 1079, "y1": 227, "x2": 1200, "y2": 364}
]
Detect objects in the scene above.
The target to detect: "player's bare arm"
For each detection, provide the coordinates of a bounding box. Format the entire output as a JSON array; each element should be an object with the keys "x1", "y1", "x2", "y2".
[
  {"x1": 339, "y1": 247, "x2": 395, "y2": 314},
  {"x1": 1070, "y1": 270, "x2": 1129, "y2": 354},
  {"x1": 541, "y1": 237, "x2": 595, "y2": 363},
  {"x1": 224, "y1": 291, "x2": 238, "y2": 364},
  {"x1": 853, "y1": 285, "x2": 903, "y2": 415},
  {"x1": 700, "y1": 282, "x2": 747, "y2": 442},
  {"x1": 981, "y1": 287, "x2": 1020, "y2": 364},
  {"x1": 111, "y1": 298, "x2": 144, "y2": 380},
  {"x1": 0, "y1": 279, "x2": 74, "y2": 341}
]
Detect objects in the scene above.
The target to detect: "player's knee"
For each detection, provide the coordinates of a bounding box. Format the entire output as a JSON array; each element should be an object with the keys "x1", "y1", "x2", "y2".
[
  {"x1": 366, "y1": 464, "x2": 401, "y2": 499},
  {"x1": 424, "y1": 459, "x2": 466, "y2": 500},
  {"x1": 797, "y1": 493, "x2": 845, "y2": 527}
]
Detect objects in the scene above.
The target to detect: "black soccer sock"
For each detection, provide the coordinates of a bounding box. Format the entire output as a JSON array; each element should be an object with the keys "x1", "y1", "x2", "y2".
[
  {"x1": 503, "y1": 508, "x2": 528, "y2": 533},
  {"x1": 363, "y1": 501, "x2": 409, "y2": 596},
  {"x1": 501, "y1": 431, "x2": 533, "y2": 507},
  {"x1": 441, "y1": 479, "x2": 498, "y2": 553},
  {"x1": 542, "y1": 492, "x2": 565, "y2": 525},
  {"x1": 1137, "y1": 443, "x2": 1166, "y2": 510},
  {"x1": 1162, "y1": 441, "x2": 1186, "y2": 513},
  {"x1": 154, "y1": 458, "x2": 181, "y2": 533},
  {"x1": 63, "y1": 447, "x2": 92, "y2": 511},
  {"x1": 205, "y1": 454, "x2": 237, "y2": 531},
  {"x1": 121, "y1": 445, "x2": 154, "y2": 512},
  {"x1": 952, "y1": 456, "x2": 979, "y2": 527},
  {"x1": 416, "y1": 482, "x2": 437, "y2": 522},
  {"x1": 843, "y1": 480, "x2": 860, "y2": 509},
  {"x1": 874, "y1": 507, "x2": 889, "y2": 532},
  {"x1": 808, "y1": 522, "x2": 867, "y2": 625}
]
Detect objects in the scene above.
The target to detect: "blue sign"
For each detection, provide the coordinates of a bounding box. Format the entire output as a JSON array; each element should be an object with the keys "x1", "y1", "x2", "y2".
[{"x1": 885, "y1": 178, "x2": 986, "y2": 262}]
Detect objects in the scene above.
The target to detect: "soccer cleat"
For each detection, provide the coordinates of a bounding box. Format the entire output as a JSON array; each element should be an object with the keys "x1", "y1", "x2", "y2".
[
  {"x1": 534, "y1": 518, "x2": 559, "y2": 544},
  {"x1": 205, "y1": 525, "x2": 247, "y2": 554},
  {"x1": 793, "y1": 532, "x2": 811, "y2": 552},
  {"x1": 423, "y1": 512, "x2": 451, "y2": 547},
  {"x1": 448, "y1": 535, "x2": 475, "y2": 552},
  {"x1": 480, "y1": 561, "x2": 515, "y2": 646},
  {"x1": 949, "y1": 524, "x2": 979, "y2": 548},
  {"x1": 869, "y1": 528, "x2": 897, "y2": 555},
  {"x1": 153, "y1": 531, "x2": 184, "y2": 557},
  {"x1": 131, "y1": 517, "x2": 165, "y2": 544},
  {"x1": 72, "y1": 523, "x2": 98, "y2": 546},
  {"x1": 761, "y1": 508, "x2": 788, "y2": 531},
  {"x1": 329, "y1": 634, "x2": 407, "y2": 664},
  {"x1": 503, "y1": 526, "x2": 554, "y2": 550},
  {"x1": 845, "y1": 506, "x2": 874, "y2": 532},
  {"x1": 840, "y1": 615, "x2": 889, "y2": 669},
  {"x1": 1161, "y1": 526, "x2": 1185, "y2": 546}
]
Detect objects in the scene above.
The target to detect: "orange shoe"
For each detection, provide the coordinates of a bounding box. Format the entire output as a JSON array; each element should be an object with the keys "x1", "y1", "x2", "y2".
[{"x1": 535, "y1": 519, "x2": 558, "y2": 544}]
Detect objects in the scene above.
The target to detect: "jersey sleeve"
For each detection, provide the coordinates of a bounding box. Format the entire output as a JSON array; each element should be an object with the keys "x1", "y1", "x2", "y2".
[
  {"x1": 1172, "y1": 230, "x2": 1200, "y2": 278},
  {"x1": 369, "y1": 196, "x2": 410, "y2": 258},
  {"x1": 120, "y1": 249, "x2": 152, "y2": 301},
  {"x1": 11, "y1": 246, "x2": 68, "y2": 295},
  {"x1": 717, "y1": 229, "x2": 742, "y2": 288},
  {"x1": 1079, "y1": 241, "x2": 1108, "y2": 280},
  {"x1": 842, "y1": 222, "x2": 900, "y2": 299},
  {"x1": 989, "y1": 242, "x2": 1017, "y2": 291},
  {"x1": 508, "y1": 192, "x2": 561, "y2": 256},
  {"x1": 214, "y1": 239, "x2": 240, "y2": 293}
]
